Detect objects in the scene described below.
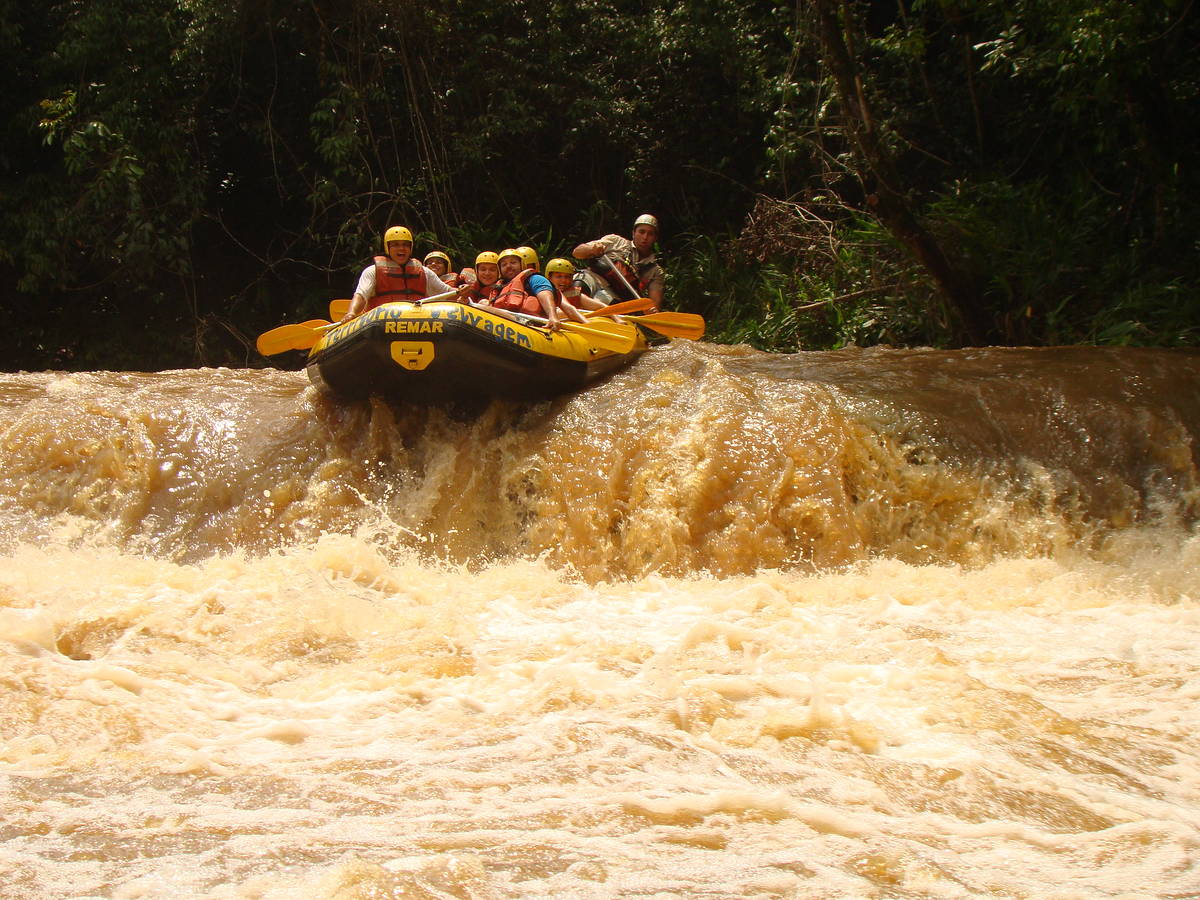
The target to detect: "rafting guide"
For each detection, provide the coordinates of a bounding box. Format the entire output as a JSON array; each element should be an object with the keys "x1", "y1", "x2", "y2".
[{"x1": 572, "y1": 213, "x2": 666, "y2": 309}]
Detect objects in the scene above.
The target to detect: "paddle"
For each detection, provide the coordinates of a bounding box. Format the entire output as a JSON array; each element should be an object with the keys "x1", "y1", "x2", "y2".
[
  {"x1": 626, "y1": 312, "x2": 705, "y2": 341},
  {"x1": 584, "y1": 249, "x2": 704, "y2": 338},
  {"x1": 583, "y1": 297, "x2": 655, "y2": 317},
  {"x1": 596, "y1": 253, "x2": 659, "y2": 310},
  {"x1": 514, "y1": 313, "x2": 637, "y2": 353},
  {"x1": 328, "y1": 288, "x2": 460, "y2": 322},
  {"x1": 587, "y1": 254, "x2": 646, "y2": 305},
  {"x1": 258, "y1": 290, "x2": 462, "y2": 356},
  {"x1": 256, "y1": 321, "x2": 334, "y2": 356},
  {"x1": 586, "y1": 258, "x2": 704, "y2": 338},
  {"x1": 575, "y1": 274, "x2": 702, "y2": 339},
  {"x1": 568, "y1": 318, "x2": 640, "y2": 352}
]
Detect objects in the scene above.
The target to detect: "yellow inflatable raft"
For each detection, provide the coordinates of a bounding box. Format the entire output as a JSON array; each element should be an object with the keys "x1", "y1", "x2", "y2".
[{"x1": 305, "y1": 300, "x2": 648, "y2": 402}]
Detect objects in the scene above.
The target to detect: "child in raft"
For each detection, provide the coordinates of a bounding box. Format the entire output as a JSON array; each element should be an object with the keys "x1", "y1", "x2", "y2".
[
  {"x1": 544, "y1": 257, "x2": 612, "y2": 320},
  {"x1": 460, "y1": 251, "x2": 502, "y2": 305}
]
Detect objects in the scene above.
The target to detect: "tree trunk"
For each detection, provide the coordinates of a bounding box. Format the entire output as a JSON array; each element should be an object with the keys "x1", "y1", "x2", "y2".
[{"x1": 812, "y1": 0, "x2": 989, "y2": 345}]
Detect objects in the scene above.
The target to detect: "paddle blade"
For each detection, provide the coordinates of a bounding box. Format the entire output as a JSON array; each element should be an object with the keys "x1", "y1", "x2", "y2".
[
  {"x1": 584, "y1": 297, "x2": 655, "y2": 318},
  {"x1": 560, "y1": 320, "x2": 637, "y2": 353},
  {"x1": 255, "y1": 322, "x2": 331, "y2": 356},
  {"x1": 628, "y1": 312, "x2": 705, "y2": 340}
]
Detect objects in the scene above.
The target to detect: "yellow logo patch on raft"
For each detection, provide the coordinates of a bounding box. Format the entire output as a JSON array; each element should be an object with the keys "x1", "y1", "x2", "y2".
[{"x1": 390, "y1": 341, "x2": 435, "y2": 370}]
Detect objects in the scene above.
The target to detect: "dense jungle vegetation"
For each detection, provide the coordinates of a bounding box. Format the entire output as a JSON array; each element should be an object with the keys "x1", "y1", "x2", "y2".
[{"x1": 2, "y1": 0, "x2": 1198, "y2": 370}]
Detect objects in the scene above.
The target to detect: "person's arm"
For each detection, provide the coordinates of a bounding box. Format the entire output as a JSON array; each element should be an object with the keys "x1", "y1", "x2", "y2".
[
  {"x1": 340, "y1": 266, "x2": 375, "y2": 322},
  {"x1": 431, "y1": 267, "x2": 475, "y2": 302},
  {"x1": 557, "y1": 297, "x2": 589, "y2": 323},
  {"x1": 537, "y1": 289, "x2": 560, "y2": 329},
  {"x1": 571, "y1": 289, "x2": 606, "y2": 311},
  {"x1": 647, "y1": 283, "x2": 664, "y2": 311},
  {"x1": 424, "y1": 269, "x2": 455, "y2": 296},
  {"x1": 572, "y1": 235, "x2": 618, "y2": 260},
  {"x1": 645, "y1": 269, "x2": 665, "y2": 311},
  {"x1": 342, "y1": 295, "x2": 367, "y2": 321}
]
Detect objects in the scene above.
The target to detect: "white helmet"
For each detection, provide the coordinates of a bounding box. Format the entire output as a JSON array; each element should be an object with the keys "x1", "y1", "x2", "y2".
[{"x1": 633, "y1": 214, "x2": 659, "y2": 231}]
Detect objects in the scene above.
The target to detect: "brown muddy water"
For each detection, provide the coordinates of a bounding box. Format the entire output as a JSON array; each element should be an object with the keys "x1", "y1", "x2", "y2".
[{"x1": 1, "y1": 341, "x2": 1198, "y2": 898}]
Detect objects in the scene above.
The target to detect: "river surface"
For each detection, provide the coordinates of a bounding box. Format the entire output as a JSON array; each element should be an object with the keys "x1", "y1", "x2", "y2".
[{"x1": 1, "y1": 342, "x2": 1199, "y2": 899}]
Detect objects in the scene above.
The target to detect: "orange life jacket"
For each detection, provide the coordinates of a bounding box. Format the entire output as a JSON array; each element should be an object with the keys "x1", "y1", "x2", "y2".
[
  {"x1": 493, "y1": 272, "x2": 544, "y2": 316},
  {"x1": 371, "y1": 256, "x2": 426, "y2": 309}
]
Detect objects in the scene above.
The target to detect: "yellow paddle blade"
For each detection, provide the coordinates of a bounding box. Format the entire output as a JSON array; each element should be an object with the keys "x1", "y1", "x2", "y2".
[
  {"x1": 559, "y1": 319, "x2": 637, "y2": 353},
  {"x1": 255, "y1": 322, "x2": 332, "y2": 356},
  {"x1": 583, "y1": 297, "x2": 655, "y2": 317},
  {"x1": 628, "y1": 312, "x2": 705, "y2": 340}
]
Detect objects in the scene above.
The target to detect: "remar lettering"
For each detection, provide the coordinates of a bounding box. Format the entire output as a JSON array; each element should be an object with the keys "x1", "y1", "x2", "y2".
[
  {"x1": 385, "y1": 321, "x2": 445, "y2": 334},
  {"x1": 339, "y1": 305, "x2": 534, "y2": 350}
]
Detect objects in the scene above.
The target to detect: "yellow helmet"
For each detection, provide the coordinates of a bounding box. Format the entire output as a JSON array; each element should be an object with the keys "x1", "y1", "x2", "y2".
[
  {"x1": 515, "y1": 245, "x2": 539, "y2": 270},
  {"x1": 383, "y1": 225, "x2": 413, "y2": 248},
  {"x1": 545, "y1": 257, "x2": 574, "y2": 276},
  {"x1": 498, "y1": 248, "x2": 521, "y2": 263},
  {"x1": 423, "y1": 250, "x2": 452, "y2": 268},
  {"x1": 475, "y1": 251, "x2": 500, "y2": 266}
]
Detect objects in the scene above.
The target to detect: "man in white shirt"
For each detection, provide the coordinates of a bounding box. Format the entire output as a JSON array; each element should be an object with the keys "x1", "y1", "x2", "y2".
[{"x1": 338, "y1": 225, "x2": 462, "y2": 323}]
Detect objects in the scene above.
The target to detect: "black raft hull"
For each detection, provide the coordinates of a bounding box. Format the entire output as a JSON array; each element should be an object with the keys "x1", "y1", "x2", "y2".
[{"x1": 305, "y1": 301, "x2": 646, "y2": 402}]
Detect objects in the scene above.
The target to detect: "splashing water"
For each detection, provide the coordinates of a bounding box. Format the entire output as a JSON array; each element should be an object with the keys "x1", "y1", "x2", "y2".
[{"x1": 1, "y1": 343, "x2": 1198, "y2": 898}]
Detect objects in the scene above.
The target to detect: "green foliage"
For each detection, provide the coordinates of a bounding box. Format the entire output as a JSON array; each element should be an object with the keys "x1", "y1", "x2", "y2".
[
  {"x1": 2, "y1": 0, "x2": 1199, "y2": 370},
  {"x1": 2, "y1": 0, "x2": 205, "y2": 308},
  {"x1": 758, "y1": 0, "x2": 1200, "y2": 348},
  {"x1": 1082, "y1": 272, "x2": 1200, "y2": 348},
  {"x1": 676, "y1": 213, "x2": 952, "y2": 353}
]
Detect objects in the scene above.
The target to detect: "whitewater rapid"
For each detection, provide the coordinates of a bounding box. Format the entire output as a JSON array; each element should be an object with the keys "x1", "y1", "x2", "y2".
[{"x1": 1, "y1": 342, "x2": 1198, "y2": 898}]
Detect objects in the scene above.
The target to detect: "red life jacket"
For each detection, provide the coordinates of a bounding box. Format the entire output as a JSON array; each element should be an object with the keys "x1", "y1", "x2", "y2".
[
  {"x1": 371, "y1": 255, "x2": 426, "y2": 309},
  {"x1": 611, "y1": 257, "x2": 639, "y2": 291},
  {"x1": 559, "y1": 286, "x2": 585, "y2": 309},
  {"x1": 587, "y1": 253, "x2": 654, "y2": 299},
  {"x1": 465, "y1": 280, "x2": 501, "y2": 304},
  {"x1": 493, "y1": 272, "x2": 544, "y2": 316}
]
